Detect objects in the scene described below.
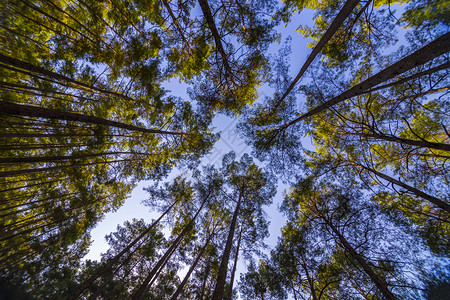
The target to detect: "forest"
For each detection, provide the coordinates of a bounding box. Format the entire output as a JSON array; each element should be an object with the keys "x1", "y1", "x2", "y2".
[{"x1": 0, "y1": 0, "x2": 449, "y2": 299}]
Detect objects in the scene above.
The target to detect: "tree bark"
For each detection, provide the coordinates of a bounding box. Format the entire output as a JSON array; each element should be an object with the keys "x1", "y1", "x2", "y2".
[
  {"x1": 162, "y1": 0, "x2": 192, "y2": 52},
  {"x1": 0, "y1": 179, "x2": 60, "y2": 194},
  {"x1": 300, "y1": 254, "x2": 318, "y2": 300},
  {"x1": 356, "y1": 132, "x2": 450, "y2": 152},
  {"x1": 367, "y1": 61, "x2": 450, "y2": 93},
  {"x1": 0, "y1": 159, "x2": 132, "y2": 178},
  {"x1": 0, "y1": 101, "x2": 184, "y2": 135},
  {"x1": 0, "y1": 54, "x2": 132, "y2": 100},
  {"x1": 273, "y1": 0, "x2": 360, "y2": 112},
  {"x1": 357, "y1": 164, "x2": 450, "y2": 213},
  {"x1": 170, "y1": 236, "x2": 212, "y2": 300},
  {"x1": 212, "y1": 190, "x2": 243, "y2": 300},
  {"x1": 290, "y1": 279, "x2": 299, "y2": 300},
  {"x1": 323, "y1": 217, "x2": 396, "y2": 300},
  {"x1": 197, "y1": 0, "x2": 232, "y2": 75},
  {"x1": 18, "y1": 0, "x2": 101, "y2": 48},
  {"x1": 278, "y1": 32, "x2": 450, "y2": 131},
  {"x1": 68, "y1": 198, "x2": 182, "y2": 300},
  {"x1": 226, "y1": 226, "x2": 242, "y2": 300},
  {"x1": 132, "y1": 192, "x2": 210, "y2": 300},
  {"x1": 0, "y1": 152, "x2": 135, "y2": 164},
  {"x1": 199, "y1": 265, "x2": 210, "y2": 300}
]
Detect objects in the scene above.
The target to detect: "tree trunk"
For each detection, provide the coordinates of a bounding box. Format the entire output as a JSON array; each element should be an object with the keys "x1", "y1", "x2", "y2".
[
  {"x1": 0, "y1": 54, "x2": 132, "y2": 100},
  {"x1": 212, "y1": 190, "x2": 243, "y2": 300},
  {"x1": 226, "y1": 226, "x2": 243, "y2": 300},
  {"x1": 357, "y1": 164, "x2": 450, "y2": 213},
  {"x1": 1, "y1": 193, "x2": 77, "y2": 210},
  {"x1": 68, "y1": 198, "x2": 182, "y2": 300},
  {"x1": 367, "y1": 61, "x2": 450, "y2": 93},
  {"x1": 273, "y1": 0, "x2": 360, "y2": 111},
  {"x1": 300, "y1": 254, "x2": 318, "y2": 300},
  {"x1": 0, "y1": 152, "x2": 132, "y2": 164},
  {"x1": 18, "y1": 0, "x2": 100, "y2": 48},
  {"x1": 76, "y1": 0, "x2": 128, "y2": 44},
  {"x1": 290, "y1": 279, "x2": 298, "y2": 300},
  {"x1": 132, "y1": 192, "x2": 210, "y2": 300},
  {"x1": 357, "y1": 132, "x2": 450, "y2": 152},
  {"x1": 278, "y1": 32, "x2": 450, "y2": 131},
  {"x1": 323, "y1": 217, "x2": 396, "y2": 300},
  {"x1": 170, "y1": 236, "x2": 212, "y2": 300},
  {"x1": 162, "y1": 0, "x2": 192, "y2": 52},
  {"x1": 0, "y1": 101, "x2": 184, "y2": 135},
  {"x1": 0, "y1": 179, "x2": 60, "y2": 194},
  {"x1": 199, "y1": 265, "x2": 210, "y2": 300},
  {"x1": 197, "y1": 0, "x2": 232, "y2": 75},
  {"x1": 0, "y1": 159, "x2": 132, "y2": 178}
]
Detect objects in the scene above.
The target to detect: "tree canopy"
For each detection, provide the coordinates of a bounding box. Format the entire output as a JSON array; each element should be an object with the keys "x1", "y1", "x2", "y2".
[{"x1": 1, "y1": 0, "x2": 448, "y2": 299}]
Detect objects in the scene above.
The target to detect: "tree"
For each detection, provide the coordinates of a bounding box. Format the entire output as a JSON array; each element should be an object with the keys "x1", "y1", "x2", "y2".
[
  {"x1": 2, "y1": 0, "x2": 449, "y2": 298},
  {"x1": 212, "y1": 152, "x2": 276, "y2": 300},
  {"x1": 239, "y1": 260, "x2": 285, "y2": 300},
  {"x1": 74, "y1": 218, "x2": 178, "y2": 299},
  {"x1": 0, "y1": 0, "x2": 217, "y2": 288},
  {"x1": 277, "y1": 176, "x2": 431, "y2": 299}
]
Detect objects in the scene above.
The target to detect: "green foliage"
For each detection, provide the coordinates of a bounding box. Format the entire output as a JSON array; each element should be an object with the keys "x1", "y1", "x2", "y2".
[{"x1": 1, "y1": 0, "x2": 448, "y2": 299}]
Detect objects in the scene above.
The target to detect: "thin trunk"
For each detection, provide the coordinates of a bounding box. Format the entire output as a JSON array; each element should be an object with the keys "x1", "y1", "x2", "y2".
[
  {"x1": 147, "y1": 240, "x2": 179, "y2": 286},
  {"x1": 197, "y1": 0, "x2": 232, "y2": 75},
  {"x1": 132, "y1": 192, "x2": 210, "y2": 300},
  {"x1": 377, "y1": 87, "x2": 449, "y2": 104},
  {"x1": 18, "y1": 0, "x2": 101, "y2": 47},
  {"x1": 107, "y1": 0, "x2": 145, "y2": 36},
  {"x1": 0, "y1": 101, "x2": 184, "y2": 135},
  {"x1": 0, "y1": 84, "x2": 99, "y2": 105},
  {"x1": 0, "y1": 248, "x2": 38, "y2": 270},
  {"x1": 0, "y1": 152, "x2": 133, "y2": 164},
  {"x1": 5, "y1": 6, "x2": 78, "y2": 45},
  {"x1": 0, "y1": 159, "x2": 132, "y2": 178},
  {"x1": 0, "y1": 222, "x2": 49, "y2": 242},
  {"x1": 226, "y1": 227, "x2": 243, "y2": 300},
  {"x1": 367, "y1": 62, "x2": 450, "y2": 93},
  {"x1": 68, "y1": 199, "x2": 181, "y2": 300},
  {"x1": 41, "y1": 0, "x2": 116, "y2": 52},
  {"x1": 300, "y1": 254, "x2": 318, "y2": 300},
  {"x1": 0, "y1": 23, "x2": 53, "y2": 52},
  {"x1": 1, "y1": 192, "x2": 40, "y2": 203},
  {"x1": 0, "y1": 82, "x2": 103, "y2": 102},
  {"x1": 0, "y1": 144, "x2": 111, "y2": 150},
  {"x1": 1, "y1": 175, "x2": 57, "y2": 185},
  {"x1": 212, "y1": 190, "x2": 243, "y2": 300},
  {"x1": 0, "y1": 222, "x2": 61, "y2": 258},
  {"x1": 1, "y1": 133, "x2": 136, "y2": 138},
  {"x1": 88, "y1": 253, "x2": 142, "y2": 300},
  {"x1": 199, "y1": 265, "x2": 210, "y2": 300},
  {"x1": 1, "y1": 194, "x2": 95, "y2": 229},
  {"x1": 356, "y1": 132, "x2": 450, "y2": 152},
  {"x1": 162, "y1": 0, "x2": 192, "y2": 52},
  {"x1": 0, "y1": 53, "x2": 132, "y2": 101},
  {"x1": 0, "y1": 200, "x2": 57, "y2": 218},
  {"x1": 0, "y1": 179, "x2": 60, "y2": 194},
  {"x1": 170, "y1": 236, "x2": 212, "y2": 300},
  {"x1": 1, "y1": 197, "x2": 99, "y2": 233},
  {"x1": 272, "y1": 0, "x2": 360, "y2": 112},
  {"x1": 323, "y1": 217, "x2": 396, "y2": 300},
  {"x1": 357, "y1": 164, "x2": 450, "y2": 213},
  {"x1": 75, "y1": 0, "x2": 128, "y2": 44},
  {"x1": 277, "y1": 32, "x2": 450, "y2": 132},
  {"x1": 290, "y1": 279, "x2": 298, "y2": 300},
  {"x1": 0, "y1": 193, "x2": 78, "y2": 211}
]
